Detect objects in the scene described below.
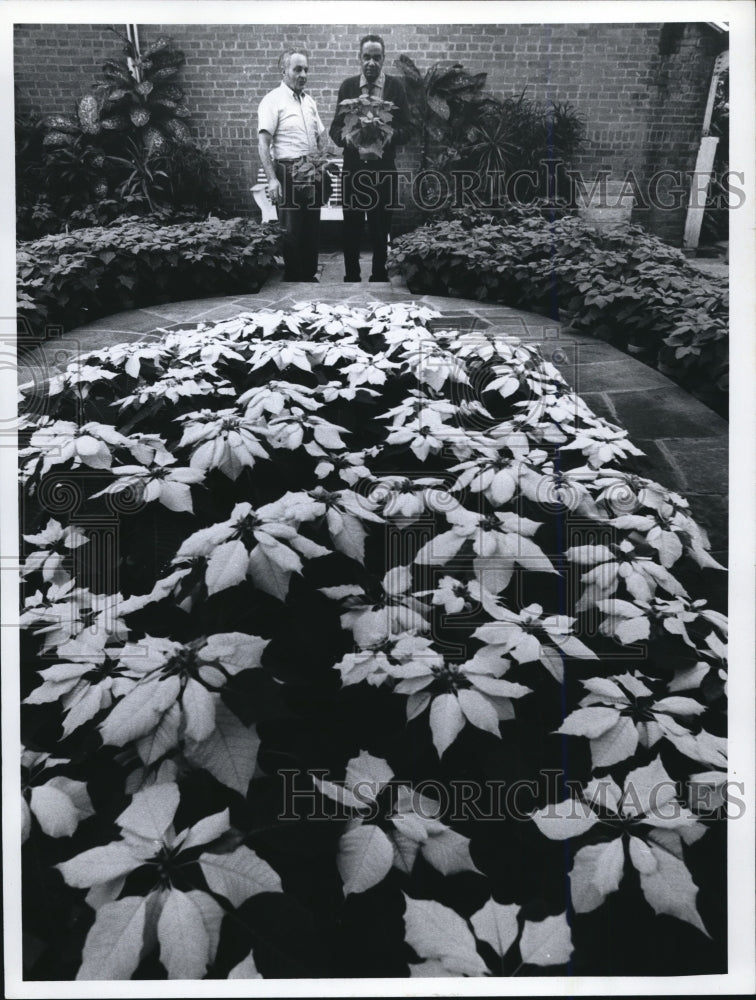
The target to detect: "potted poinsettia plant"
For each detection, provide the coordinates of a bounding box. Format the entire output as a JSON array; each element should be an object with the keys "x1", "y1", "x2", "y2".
[
  {"x1": 291, "y1": 152, "x2": 340, "y2": 203},
  {"x1": 337, "y1": 94, "x2": 398, "y2": 160}
]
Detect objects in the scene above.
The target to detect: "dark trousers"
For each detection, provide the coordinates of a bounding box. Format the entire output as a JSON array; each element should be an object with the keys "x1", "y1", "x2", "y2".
[
  {"x1": 275, "y1": 162, "x2": 321, "y2": 281},
  {"x1": 342, "y1": 167, "x2": 395, "y2": 279}
]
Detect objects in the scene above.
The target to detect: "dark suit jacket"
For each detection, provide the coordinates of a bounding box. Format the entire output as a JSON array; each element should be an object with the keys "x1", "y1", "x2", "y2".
[{"x1": 328, "y1": 74, "x2": 410, "y2": 170}]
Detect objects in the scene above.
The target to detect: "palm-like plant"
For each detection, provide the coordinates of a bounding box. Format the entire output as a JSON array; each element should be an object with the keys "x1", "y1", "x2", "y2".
[
  {"x1": 394, "y1": 55, "x2": 489, "y2": 169},
  {"x1": 95, "y1": 29, "x2": 193, "y2": 154}
]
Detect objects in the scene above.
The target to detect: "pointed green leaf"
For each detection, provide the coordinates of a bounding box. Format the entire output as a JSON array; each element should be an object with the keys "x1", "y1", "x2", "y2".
[
  {"x1": 58, "y1": 843, "x2": 142, "y2": 889},
  {"x1": 421, "y1": 828, "x2": 479, "y2": 876},
  {"x1": 630, "y1": 836, "x2": 710, "y2": 936},
  {"x1": 228, "y1": 950, "x2": 262, "y2": 978},
  {"x1": 178, "y1": 809, "x2": 230, "y2": 852},
  {"x1": 519, "y1": 912, "x2": 573, "y2": 966},
  {"x1": 157, "y1": 888, "x2": 212, "y2": 979},
  {"x1": 557, "y1": 706, "x2": 619, "y2": 739},
  {"x1": 531, "y1": 797, "x2": 599, "y2": 840},
  {"x1": 76, "y1": 895, "x2": 148, "y2": 980},
  {"x1": 205, "y1": 540, "x2": 248, "y2": 595},
  {"x1": 30, "y1": 784, "x2": 81, "y2": 838},
  {"x1": 199, "y1": 845, "x2": 281, "y2": 906},
  {"x1": 470, "y1": 898, "x2": 520, "y2": 958},
  {"x1": 337, "y1": 823, "x2": 394, "y2": 894},
  {"x1": 185, "y1": 700, "x2": 260, "y2": 795},
  {"x1": 457, "y1": 688, "x2": 501, "y2": 736},
  {"x1": 181, "y1": 678, "x2": 216, "y2": 742},
  {"x1": 403, "y1": 895, "x2": 487, "y2": 976},
  {"x1": 429, "y1": 693, "x2": 465, "y2": 756},
  {"x1": 117, "y1": 782, "x2": 180, "y2": 842},
  {"x1": 100, "y1": 676, "x2": 181, "y2": 746},
  {"x1": 590, "y1": 714, "x2": 639, "y2": 768},
  {"x1": 570, "y1": 838, "x2": 625, "y2": 913}
]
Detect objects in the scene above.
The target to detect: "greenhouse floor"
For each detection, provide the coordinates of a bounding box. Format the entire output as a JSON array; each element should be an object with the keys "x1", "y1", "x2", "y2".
[{"x1": 20, "y1": 251, "x2": 728, "y2": 566}]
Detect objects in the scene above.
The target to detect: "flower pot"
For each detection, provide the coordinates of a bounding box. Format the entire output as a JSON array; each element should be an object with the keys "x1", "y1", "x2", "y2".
[{"x1": 577, "y1": 179, "x2": 634, "y2": 231}]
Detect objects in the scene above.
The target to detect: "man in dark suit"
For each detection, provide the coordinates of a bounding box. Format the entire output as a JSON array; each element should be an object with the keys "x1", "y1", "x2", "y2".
[{"x1": 329, "y1": 35, "x2": 410, "y2": 282}]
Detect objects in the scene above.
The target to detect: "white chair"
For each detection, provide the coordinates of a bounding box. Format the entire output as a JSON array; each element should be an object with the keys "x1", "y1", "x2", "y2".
[{"x1": 251, "y1": 158, "x2": 344, "y2": 222}]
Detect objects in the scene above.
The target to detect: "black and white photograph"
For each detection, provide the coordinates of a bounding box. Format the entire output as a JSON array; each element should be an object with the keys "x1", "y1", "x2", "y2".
[{"x1": 2, "y1": 1, "x2": 754, "y2": 995}]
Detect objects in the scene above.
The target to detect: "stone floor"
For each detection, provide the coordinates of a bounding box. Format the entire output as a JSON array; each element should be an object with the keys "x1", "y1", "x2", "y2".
[{"x1": 20, "y1": 252, "x2": 728, "y2": 567}]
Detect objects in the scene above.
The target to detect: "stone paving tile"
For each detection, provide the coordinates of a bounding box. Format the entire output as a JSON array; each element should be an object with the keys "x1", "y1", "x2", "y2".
[
  {"x1": 656, "y1": 438, "x2": 729, "y2": 494},
  {"x1": 683, "y1": 493, "x2": 729, "y2": 557},
  {"x1": 608, "y1": 387, "x2": 727, "y2": 440},
  {"x1": 571, "y1": 358, "x2": 672, "y2": 394},
  {"x1": 73, "y1": 307, "x2": 172, "y2": 334},
  {"x1": 628, "y1": 438, "x2": 687, "y2": 492},
  {"x1": 579, "y1": 392, "x2": 620, "y2": 426}
]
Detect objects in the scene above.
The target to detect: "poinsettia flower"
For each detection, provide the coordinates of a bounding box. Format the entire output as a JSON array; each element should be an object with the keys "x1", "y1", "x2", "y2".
[
  {"x1": 376, "y1": 638, "x2": 532, "y2": 755},
  {"x1": 559, "y1": 420, "x2": 645, "y2": 468},
  {"x1": 471, "y1": 601, "x2": 597, "y2": 683},
  {"x1": 246, "y1": 339, "x2": 315, "y2": 373},
  {"x1": 596, "y1": 594, "x2": 727, "y2": 651},
  {"x1": 363, "y1": 475, "x2": 450, "y2": 523},
  {"x1": 566, "y1": 538, "x2": 687, "y2": 612},
  {"x1": 175, "y1": 408, "x2": 269, "y2": 480},
  {"x1": 118, "y1": 364, "x2": 235, "y2": 410},
  {"x1": 556, "y1": 670, "x2": 724, "y2": 767},
  {"x1": 608, "y1": 500, "x2": 724, "y2": 570},
  {"x1": 314, "y1": 752, "x2": 478, "y2": 893},
  {"x1": 517, "y1": 458, "x2": 604, "y2": 518},
  {"x1": 302, "y1": 487, "x2": 384, "y2": 563},
  {"x1": 170, "y1": 500, "x2": 330, "y2": 602},
  {"x1": 95, "y1": 632, "x2": 268, "y2": 763},
  {"x1": 22, "y1": 749, "x2": 94, "y2": 842},
  {"x1": 414, "y1": 504, "x2": 555, "y2": 594},
  {"x1": 333, "y1": 565, "x2": 429, "y2": 647},
  {"x1": 399, "y1": 341, "x2": 470, "y2": 392},
  {"x1": 47, "y1": 362, "x2": 119, "y2": 399},
  {"x1": 20, "y1": 419, "x2": 130, "y2": 476},
  {"x1": 531, "y1": 757, "x2": 710, "y2": 936},
  {"x1": 265, "y1": 407, "x2": 350, "y2": 454},
  {"x1": 413, "y1": 575, "x2": 502, "y2": 623},
  {"x1": 95, "y1": 340, "x2": 170, "y2": 379},
  {"x1": 122, "y1": 432, "x2": 176, "y2": 467},
  {"x1": 56, "y1": 781, "x2": 281, "y2": 979},
  {"x1": 314, "y1": 448, "x2": 374, "y2": 485},
  {"x1": 237, "y1": 380, "x2": 321, "y2": 419},
  {"x1": 90, "y1": 462, "x2": 205, "y2": 514},
  {"x1": 22, "y1": 518, "x2": 89, "y2": 584},
  {"x1": 24, "y1": 632, "x2": 124, "y2": 737},
  {"x1": 20, "y1": 584, "x2": 130, "y2": 652},
  {"x1": 404, "y1": 894, "x2": 572, "y2": 974}
]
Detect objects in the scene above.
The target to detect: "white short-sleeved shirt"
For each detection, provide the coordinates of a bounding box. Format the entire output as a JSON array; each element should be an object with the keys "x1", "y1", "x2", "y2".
[{"x1": 257, "y1": 82, "x2": 324, "y2": 160}]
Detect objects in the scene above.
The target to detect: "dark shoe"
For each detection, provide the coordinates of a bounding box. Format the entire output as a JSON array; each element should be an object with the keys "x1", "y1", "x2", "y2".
[
  {"x1": 369, "y1": 273, "x2": 389, "y2": 282},
  {"x1": 303, "y1": 277, "x2": 319, "y2": 283},
  {"x1": 344, "y1": 274, "x2": 361, "y2": 283}
]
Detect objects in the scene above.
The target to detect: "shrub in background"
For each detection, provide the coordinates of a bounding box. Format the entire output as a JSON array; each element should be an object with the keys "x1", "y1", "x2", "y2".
[
  {"x1": 16, "y1": 31, "x2": 223, "y2": 239},
  {"x1": 17, "y1": 216, "x2": 281, "y2": 342},
  {"x1": 389, "y1": 213, "x2": 728, "y2": 415},
  {"x1": 393, "y1": 56, "x2": 586, "y2": 215}
]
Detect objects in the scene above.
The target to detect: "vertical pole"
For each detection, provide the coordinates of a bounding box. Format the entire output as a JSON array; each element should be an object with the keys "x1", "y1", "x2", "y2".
[
  {"x1": 125, "y1": 24, "x2": 142, "y2": 83},
  {"x1": 683, "y1": 49, "x2": 728, "y2": 252}
]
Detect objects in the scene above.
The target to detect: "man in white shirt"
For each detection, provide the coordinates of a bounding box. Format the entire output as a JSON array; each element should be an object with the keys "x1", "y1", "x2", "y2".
[{"x1": 258, "y1": 49, "x2": 326, "y2": 282}]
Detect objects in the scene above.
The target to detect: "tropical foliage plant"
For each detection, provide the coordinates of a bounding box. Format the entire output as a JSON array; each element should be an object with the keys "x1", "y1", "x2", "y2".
[
  {"x1": 19, "y1": 301, "x2": 727, "y2": 979},
  {"x1": 15, "y1": 32, "x2": 222, "y2": 239},
  {"x1": 17, "y1": 217, "x2": 281, "y2": 342},
  {"x1": 393, "y1": 57, "x2": 586, "y2": 211},
  {"x1": 388, "y1": 214, "x2": 728, "y2": 414}
]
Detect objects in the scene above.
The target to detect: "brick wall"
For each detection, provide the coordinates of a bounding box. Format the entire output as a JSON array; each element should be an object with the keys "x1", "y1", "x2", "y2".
[{"x1": 14, "y1": 21, "x2": 724, "y2": 244}]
